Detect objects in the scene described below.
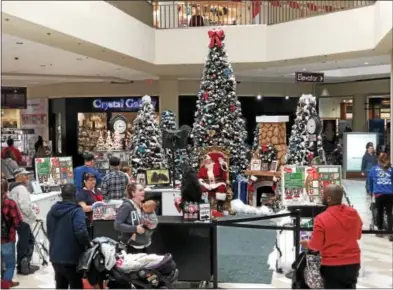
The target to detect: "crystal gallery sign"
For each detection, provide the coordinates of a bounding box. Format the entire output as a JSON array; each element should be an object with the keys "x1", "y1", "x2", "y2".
[{"x1": 92, "y1": 98, "x2": 157, "y2": 111}]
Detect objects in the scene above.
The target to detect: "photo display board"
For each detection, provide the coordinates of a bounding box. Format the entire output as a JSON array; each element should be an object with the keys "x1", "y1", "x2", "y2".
[
  {"x1": 282, "y1": 165, "x2": 342, "y2": 206},
  {"x1": 35, "y1": 157, "x2": 73, "y2": 185}
]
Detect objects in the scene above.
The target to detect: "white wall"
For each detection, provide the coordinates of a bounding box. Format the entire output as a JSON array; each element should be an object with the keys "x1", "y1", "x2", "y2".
[{"x1": 318, "y1": 97, "x2": 349, "y2": 119}]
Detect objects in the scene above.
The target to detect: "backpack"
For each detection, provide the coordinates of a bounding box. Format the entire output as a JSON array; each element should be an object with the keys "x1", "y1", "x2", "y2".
[{"x1": 1, "y1": 210, "x2": 10, "y2": 239}]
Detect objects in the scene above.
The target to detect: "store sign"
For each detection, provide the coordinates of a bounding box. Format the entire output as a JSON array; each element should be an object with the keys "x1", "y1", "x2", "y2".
[
  {"x1": 92, "y1": 98, "x2": 157, "y2": 111},
  {"x1": 295, "y1": 72, "x2": 324, "y2": 83}
]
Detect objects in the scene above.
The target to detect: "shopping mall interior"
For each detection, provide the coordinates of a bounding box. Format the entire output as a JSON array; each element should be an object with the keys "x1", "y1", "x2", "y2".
[{"x1": 1, "y1": 0, "x2": 392, "y2": 289}]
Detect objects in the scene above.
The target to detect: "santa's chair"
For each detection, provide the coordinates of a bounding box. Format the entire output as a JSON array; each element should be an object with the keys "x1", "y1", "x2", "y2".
[{"x1": 198, "y1": 146, "x2": 234, "y2": 215}]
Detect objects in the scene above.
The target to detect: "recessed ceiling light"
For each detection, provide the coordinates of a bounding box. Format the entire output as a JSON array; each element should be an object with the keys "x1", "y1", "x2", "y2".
[
  {"x1": 14, "y1": 57, "x2": 19, "y2": 60},
  {"x1": 285, "y1": 96, "x2": 289, "y2": 100},
  {"x1": 302, "y1": 68, "x2": 307, "y2": 71},
  {"x1": 256, "y1": 95, "x2": 262, "y2": 100},
  {"x1": 5, "y1": 18, "x2": 10, "y2": 22},
  {"x1": 46, "y1": 32, "x2": 51, "y2": 36},
  {"x1": 16, "y1": 42, "x2": 23, "y2": 45},
  {"x1": 364, "y1": 62, "x2": 369, "y2": 65}
]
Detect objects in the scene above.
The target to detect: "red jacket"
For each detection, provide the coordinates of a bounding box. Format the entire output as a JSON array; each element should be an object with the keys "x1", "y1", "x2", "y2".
[
  {"x1": 1, "y1": 146, "x2": 22, "y2": 165},
  {"x1": 309, "y1": 204, "x2": 362, "y2": 266}
]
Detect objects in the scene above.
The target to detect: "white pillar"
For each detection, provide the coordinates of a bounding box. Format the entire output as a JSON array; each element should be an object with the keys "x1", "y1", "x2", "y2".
[
  {"x1": 390, "y1": 49, "x2": 393, "y2": 163},
  {"x1": 159, "y1": 78, "x2": 179, "y2": 123},
  {"x1": 352, "y1": 94, "x2": 368, "y2": 132}
]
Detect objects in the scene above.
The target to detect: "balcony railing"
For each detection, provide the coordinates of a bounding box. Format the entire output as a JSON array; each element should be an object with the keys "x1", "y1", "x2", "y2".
[{"x1": 153, "y1": 0, "x2": 376, "y2": 29}]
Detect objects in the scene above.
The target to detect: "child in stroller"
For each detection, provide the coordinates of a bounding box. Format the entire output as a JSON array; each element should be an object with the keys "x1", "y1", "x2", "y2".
[{"x1": 77, "y1": 237, "x2": 178, "y2": 289}]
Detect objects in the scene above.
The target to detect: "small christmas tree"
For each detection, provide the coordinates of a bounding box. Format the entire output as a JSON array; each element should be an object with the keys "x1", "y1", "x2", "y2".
[
  {"x1": 112, "y1": 131, "x2": 123, "y2": 151},
  {"x1": 95, "y1": 131, "x2": 106, "y2": 151},
  {"x1": 160, "y1": 110, "x2": 189, "y2": 181},
  {"x1": 252, "y1": 125, "x2": 260, "y2": 152},
  {"x1": 105, "y1": 130, "x2": 113, "y2": 151},
  {"x1": 191, "y1": 28, "x2": 249, "y2": 177},
  {"x1": 287, "y1": 94, "x2": 325, "y2": 165},
  {"x1": 130, "y1": 95, "x2": 167, "y2": 175}
]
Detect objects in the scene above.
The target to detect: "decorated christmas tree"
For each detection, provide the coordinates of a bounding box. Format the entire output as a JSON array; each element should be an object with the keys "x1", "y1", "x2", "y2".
[
  {"x1": 160, "y1": 110, "x2": 189, "y2": 181},
  {"x1": 191, "y1": 28, "x2": 249, "y2": 177},
  {"x1": 95, "y1": 131, "x2": 106, "y2": 151},
  {"x1": 286, "y1": 94, "x2": 325, "y2": 165},
  {"x1": 105, "y1": 130, "x2": 113, "y2": 151},
  {"x1": 130, "y1": 95, "x2": 167, "y2": 175},
  {"x1": 252, "y1": 125, "x2": 260, "y2": 152},
  {"x1": 112, "y1": 131, "x2": 123, "y2": 151}
]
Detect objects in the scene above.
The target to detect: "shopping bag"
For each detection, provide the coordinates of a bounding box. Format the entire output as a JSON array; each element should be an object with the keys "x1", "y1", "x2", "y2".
[
  {"x1": 82, "y1": 278, "x2": 106, "y2": 289},
  {"x1": 304, "y1": 253, "x2": 323, "y2": 289}
]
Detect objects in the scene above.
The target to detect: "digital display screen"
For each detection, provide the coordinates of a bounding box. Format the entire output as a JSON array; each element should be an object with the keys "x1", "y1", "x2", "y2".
[
  {"x1": 1, "y1": 87, "x2": 27, "y2": 109},
  {"x1": 345, "y1": 133, "x2": 378, "y2": 171}
]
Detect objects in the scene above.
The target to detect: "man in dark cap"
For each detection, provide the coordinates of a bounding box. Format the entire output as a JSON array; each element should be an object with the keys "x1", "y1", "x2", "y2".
[
  {"x1": 74, "y1": 152, "x2": 102, "y2": 190},
  {"x1": 101, "y1": 156, "x2": 129, "y2": 200},
  {"x1": 301, "y1": 185, "x2": 362, "y2": 289},
  {"x1": 47, "y1": 184, "x2": 90, "y2": 289}
]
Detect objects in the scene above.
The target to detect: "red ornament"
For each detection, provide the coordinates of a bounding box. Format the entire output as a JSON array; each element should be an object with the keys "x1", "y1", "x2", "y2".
[
  {"x1": 230, "y1": 104, "x2": 235, "y2": 112},
  {"x1": 212, "y1": 74, "x2": 216, "y2": 79},
  {"x1": 208, "y1": 29, "x2": 225, "y2": 48},
  {"x1": 262, "y1": 145, "x2": 268, "y2": 153},
  {"x1": 203, "y1": 91, "x2": 209, "y2": 100}
]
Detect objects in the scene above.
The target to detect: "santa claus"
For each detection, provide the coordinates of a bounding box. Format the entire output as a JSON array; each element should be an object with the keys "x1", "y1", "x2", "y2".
[{"x1": 198, "y1": 155, "x2": 228, "y2": 202}]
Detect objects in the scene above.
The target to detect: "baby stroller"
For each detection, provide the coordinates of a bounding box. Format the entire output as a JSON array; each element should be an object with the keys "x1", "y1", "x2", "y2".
[
  {"x1": 291, "y1": 250, "x2": 323, "y2": 289},
  {"x1": 77, "y1": 237, "x2": 178, "y2": 289}
]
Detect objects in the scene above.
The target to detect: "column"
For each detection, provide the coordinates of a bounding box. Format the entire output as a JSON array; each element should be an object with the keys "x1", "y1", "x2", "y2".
[
  {"x1": 390, "y1": 49, "x2": 393, "y2": 162},
  {"x1": 159, "y1": 78, "x2": 179, "y2": 123},
  {"x1": 352, "y1": 94, "x2": 368, "y2": 132}
]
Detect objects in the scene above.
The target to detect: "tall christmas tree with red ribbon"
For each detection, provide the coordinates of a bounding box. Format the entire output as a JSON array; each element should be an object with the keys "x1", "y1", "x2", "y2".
[{"x1": 190, "y1": 28, "x2": 249, "y2": 177}]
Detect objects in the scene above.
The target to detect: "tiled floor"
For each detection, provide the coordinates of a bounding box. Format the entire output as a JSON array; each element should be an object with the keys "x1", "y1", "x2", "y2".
[{"x1": 12, "y1": 180, "x2": 393, "y2": 289}]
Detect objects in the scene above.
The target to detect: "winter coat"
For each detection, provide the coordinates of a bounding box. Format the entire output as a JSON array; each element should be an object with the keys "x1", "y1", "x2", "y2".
[{"x1": 361, "y1": 152, "x2": 377, "y2": 173}]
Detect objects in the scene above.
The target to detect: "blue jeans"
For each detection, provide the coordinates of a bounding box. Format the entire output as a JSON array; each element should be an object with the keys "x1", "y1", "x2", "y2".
[{"x1": 1, "y1": 242, "x2": 16, "y2": 281}]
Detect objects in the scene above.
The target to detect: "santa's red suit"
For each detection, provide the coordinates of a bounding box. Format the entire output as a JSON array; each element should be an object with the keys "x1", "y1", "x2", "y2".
[{"x1": 198, "y1": 157, "x2": 227, "y2": 200}]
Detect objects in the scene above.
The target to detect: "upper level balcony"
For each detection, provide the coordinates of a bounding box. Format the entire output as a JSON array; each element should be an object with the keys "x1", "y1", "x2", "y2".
[{"x1": 108, "y1": 0, "x2": 376, "y2": 28}]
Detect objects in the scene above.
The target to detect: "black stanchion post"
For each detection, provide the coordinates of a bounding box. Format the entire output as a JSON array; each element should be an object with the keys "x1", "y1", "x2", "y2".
[
  {"x1": 294, "y1": 210, "x2": 301, "y2": 260},
  {"x1": 212, "y1": 220, "x2": 219, "y2": 289}
]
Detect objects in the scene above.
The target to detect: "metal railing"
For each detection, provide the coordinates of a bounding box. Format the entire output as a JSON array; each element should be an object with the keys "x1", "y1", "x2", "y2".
[{"x1": 153, "y1": 0, "x2": 376, "y2": 29}]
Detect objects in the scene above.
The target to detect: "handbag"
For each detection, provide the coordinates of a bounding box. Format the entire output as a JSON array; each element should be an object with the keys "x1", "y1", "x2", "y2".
[{"x1": 304, "y1": 252, "x2": 324, "y2": 289}]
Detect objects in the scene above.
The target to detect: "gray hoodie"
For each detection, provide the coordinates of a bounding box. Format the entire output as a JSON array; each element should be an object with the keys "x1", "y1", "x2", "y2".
[
  {"x1": 1, "y1": 158, "x2": 19, "y2": 180},
  {"x1": 114, "y1": 199, "x2": 157, "y2": 249},
  {"x1": 9, "y1": 182, "x2": 37, "y2": 227}
]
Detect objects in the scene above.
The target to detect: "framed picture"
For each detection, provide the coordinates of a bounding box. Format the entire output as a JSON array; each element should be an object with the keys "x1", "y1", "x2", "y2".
[
  {"x1": 145, "y1": 169, "x2": 170, "y2": 186},
  {"x1": 250, "y1": 158, "x2": 262, "y2": 170},
  {"x1": 136, "y1": 173, "x2": 146, "y2": 186},
  {"x1": 269, "y1": 161, "x2": 279, "y2": 172},
  {"x1": 261, "y1": 163, "x2": 269, "y2": 171}
]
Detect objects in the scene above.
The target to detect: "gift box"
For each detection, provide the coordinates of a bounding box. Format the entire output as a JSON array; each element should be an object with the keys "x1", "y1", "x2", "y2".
[{"x1": 232, "y1": 180, "x2": 248, "y2": 204}]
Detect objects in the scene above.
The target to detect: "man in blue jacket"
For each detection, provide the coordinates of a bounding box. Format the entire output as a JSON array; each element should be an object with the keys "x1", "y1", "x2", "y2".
[
  {"x1": 74, "y1": 153, "x2": 102, "y2": 189},
  {"x1": 47, "y1": 184, "x2": 91, "y2": 289}
]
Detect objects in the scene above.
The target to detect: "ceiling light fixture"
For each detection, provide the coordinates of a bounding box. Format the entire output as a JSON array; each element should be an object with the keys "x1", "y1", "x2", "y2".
[
  {"x1": 303, "y1": 68, "x2": 307, "y2": 71},
  {"x1": 285, "y1": 96, "x2": 289, "y2": 100},
  {"x1": 257, "y1": 95, "x2": 262, "y2": 100},
  {"x1": 46, "y1": 32, "x2": 51, "y2": 36},
  {"x1": 16, "y1": 42, "x2": 23, "y2": 45},
  {"x1": 5, "y1": 18, "x2": 10, "y2": 22},
  {"x1": 14, "y1": 57, "x2": 19, "y2": 60},
  {"x1": 364, "y1": 62, "x2": 369, "y2": 65}
]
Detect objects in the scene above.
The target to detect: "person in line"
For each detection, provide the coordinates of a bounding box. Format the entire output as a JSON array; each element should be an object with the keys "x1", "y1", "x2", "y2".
[
  {"x1": 361, "y1": 142, "x2": 377, "y2": 194},
  {"x1": 189, "y1": 8, "x2": 204, "y2": 27},
  {"x1": 1, "y1": 139, "x2": 22, "y2": 165},
  {"x1": 101, "y1": 156, "x2": 129, "y2": 200},
  {"x1": 74, "y1": 153, "x2": 102, "y2": 190},
  {"x1": 47, "y1": 183, "x2": 91, "y2": 289},
  {"x1": 1, "y1": 151, "x2": 19, "y2": 181},
  {"x1": 115, "y1": 183, "x2": 156, "y2": 254},
  {"x1": 120, "y1": 165, "x2": 135, "y2": 183},
  {"x1": 8, "y1": 168, "x2": 38, "y2": 275},
  {"x1": 34, "y1": 136, "x2": 44, "y2": 153},
  {"x1": 1, "y1": 178, "x2": 22, "y2": 288},
  {"x1": 76, "y1": 173, "x2": 104, "y2": 236},
  {"x1": 300, "y1": 184, "x2": 362, "y2": 289},
  {"x1": 367, "y1": 152, "x2": 393, "y2": 241}
]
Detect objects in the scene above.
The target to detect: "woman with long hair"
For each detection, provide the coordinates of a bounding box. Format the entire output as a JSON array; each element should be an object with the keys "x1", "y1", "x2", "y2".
[
  {"x1": 114, "y1": 183, "x2": 157, "y2": 253},
  {"x1": 367, "y1": 153, "x2": 393, "y2": 241},
  {"x1": 361, "y1": 142, "x2": 377, "y2": 194}
]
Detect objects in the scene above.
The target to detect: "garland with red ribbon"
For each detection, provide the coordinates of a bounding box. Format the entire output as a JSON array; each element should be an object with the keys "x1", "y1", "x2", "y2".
[{"x1": 208, "y1": 29, "x2": 225, "y2": 48}]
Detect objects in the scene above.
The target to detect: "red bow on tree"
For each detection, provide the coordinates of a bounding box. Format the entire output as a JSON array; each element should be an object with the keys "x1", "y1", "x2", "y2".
[
  {"x1": 208, "y1": 29, "x2": 225, "y2": 48},
  {"x1": 262, "y1": 145, "x2": 268, "y2": 153}
]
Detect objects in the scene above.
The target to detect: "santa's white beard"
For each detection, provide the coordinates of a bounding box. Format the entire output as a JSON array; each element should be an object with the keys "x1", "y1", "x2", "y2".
[{"x1": 206, "y1": 163, "x2": 215, "y2": 184}]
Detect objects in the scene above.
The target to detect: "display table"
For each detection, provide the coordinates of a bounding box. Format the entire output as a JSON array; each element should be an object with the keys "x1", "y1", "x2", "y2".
[
  {"x1": 31, "y1": 191, "x2": 62, "y2": 219},
  {"x1": 145, "y1": 188, "x2": 182, "y2": 216},
  {"x1": 92, "y1": 216, "x2": 213, "y2": 282}
]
